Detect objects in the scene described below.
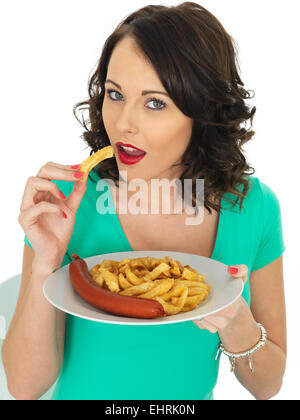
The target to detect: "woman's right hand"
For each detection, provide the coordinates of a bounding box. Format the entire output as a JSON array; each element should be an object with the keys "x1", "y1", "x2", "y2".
[{"x1": 18, "y1": 162, "x2": 87, "y2": 275}]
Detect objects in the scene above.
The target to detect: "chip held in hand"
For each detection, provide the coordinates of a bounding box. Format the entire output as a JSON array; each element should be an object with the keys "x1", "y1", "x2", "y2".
[{"x1": 79, "y1": 145, "x2": 114, "y2": 182}]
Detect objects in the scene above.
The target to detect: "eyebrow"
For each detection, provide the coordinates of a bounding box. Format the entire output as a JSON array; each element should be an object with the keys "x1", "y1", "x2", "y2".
[{"x1": 105, "y1": 79, "x2": 170, "y2": 97}]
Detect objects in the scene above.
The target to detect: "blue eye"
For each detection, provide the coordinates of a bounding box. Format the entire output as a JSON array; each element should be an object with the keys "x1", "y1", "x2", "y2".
[
  {"x1": 106, "y1": 89, "x2": 166, "y2": 111},
  {"x1": 147, "y1": 97, "x2": 166, "y2": 111},
  {"x1": 107, "y1": 89, "x2": 122, "y2": 101}
]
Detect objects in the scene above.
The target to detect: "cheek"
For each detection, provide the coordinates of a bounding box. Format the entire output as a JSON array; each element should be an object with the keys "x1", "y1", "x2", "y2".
[
  {"x1": 150, "y1": 121, "x2": 192, "y2": 158},
  {"x1": 102, "y1": 100, "x2": 116, "y2": 134},
  {"x1": 102, "y1": 103, "x2": 110, "y2": 131}
]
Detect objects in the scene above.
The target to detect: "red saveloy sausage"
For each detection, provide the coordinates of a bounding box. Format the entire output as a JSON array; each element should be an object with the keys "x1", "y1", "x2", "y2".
[{"x1": 69, "y1": 255, "x2": 168, "y2": 319}]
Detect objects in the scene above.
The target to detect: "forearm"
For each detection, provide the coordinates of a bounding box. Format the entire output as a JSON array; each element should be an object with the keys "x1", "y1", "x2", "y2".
[
  {"x1": 2, "y1": 270, "x2": 62, "y2": 400},
  {"x1": 218, "y1": 298, "x2": 286, "y2": 400}
]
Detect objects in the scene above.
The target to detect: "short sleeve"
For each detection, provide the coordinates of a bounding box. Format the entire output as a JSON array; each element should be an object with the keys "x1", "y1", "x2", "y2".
[
  {"x1": 24, "y1": 234, "x2": 32, "y2": 248},
  {"x1": 252, "y1": 180, "x2": 285, "y2": 271},
  {"x1": 23, "y1": 179, "x2": 73, "y2": 267}
]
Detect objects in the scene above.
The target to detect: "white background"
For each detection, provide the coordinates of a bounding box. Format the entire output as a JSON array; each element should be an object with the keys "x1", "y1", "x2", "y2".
[{"x1": 0, "y1": 0, "x2": 299, "y2": 400}]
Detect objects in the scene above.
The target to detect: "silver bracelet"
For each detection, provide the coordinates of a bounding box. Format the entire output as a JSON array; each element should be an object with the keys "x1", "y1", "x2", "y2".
[{"x1": 215, "y1": 323, "x2": 267, "y2": 373}]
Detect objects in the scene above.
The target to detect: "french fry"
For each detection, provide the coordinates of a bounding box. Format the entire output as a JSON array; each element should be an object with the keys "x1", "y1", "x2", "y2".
[
  {"x1": 174, "y1": 279, "x2": 209, "y2": 288},
  {"x1": 79, "y1": 145, "x2": 114, "y2": 182},
  {"x1": 140, "y1": 257, "x2": 153, "y2": 270},
  {"x1": 142, "y1": 262, "x2": 170, "y2": 282},
  {"x1": 165, "y1": 257, "x2": 181, "y2": 276},
  {"x1": 149, "y1": 258, "x2": 161, "y2": 270},
  {"x1": 170, "y1": 267, "x2": 181, "y2": 277},
  {"x1": 99, "y1": 260, "x2": 117, "y2": 270},
  {"x1": 139, "y1": 278, "x2": 174, "y2": 299},
  {"x1": 119, "y1": 282, "x2": 156, "y2": 296},
  {"x1": 125, "y1": 266, "x2": 145, "y2": 285},
  {"x1": 92, "y1": 272, "x2": 105, "y2": 287},
  {"x1": 119, "y1": 258, "x2": 131, "y2": 267},
  {"x1": 89, "y1": 264, "x2": 100, "y2": 277},
  {"x1": 184, "y1": 265, "x2": 198, "y2": 273},
  {"x1": 182, "y1": 267, "x2": 201, "y2": 280},
  {"x1": 159, "y1": 284, "x2": 186, "y2": 301},
  {"x1": 129, "y1": 258, "x2": 148, "y2": 269},
  {"x1": 154, "y1": 296, "x2": 182, "y2": 315},
  {"x1": 99, "y1": 269, "x2": 120, "y2": 293},
  {"x1": 172, "y1": 294, "x2": 205, "y2": 306},
  {"x1": 181, "y1": 303, "x2": 198, "y2": 312},
  {"x1": 176, "y1": 260, "x2": 184, "y2": 272},
  {"x1": 187, "y1": 287, "x2": 210, "y2": 298},
  {"x1": 118, "y1": 272, "x2": 132, "y2": 289},
  {"x1": 174, "y1": 287, "x2": 188, "y2": 311},
  {"x1": 138, "y1": 269, "x2": 150, "y2": 276}
]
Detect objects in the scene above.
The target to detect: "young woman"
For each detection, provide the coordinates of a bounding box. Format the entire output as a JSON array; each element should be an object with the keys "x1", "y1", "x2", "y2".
[{"x1": 2, "y1": 2, "x2": 286, "y2": 400}]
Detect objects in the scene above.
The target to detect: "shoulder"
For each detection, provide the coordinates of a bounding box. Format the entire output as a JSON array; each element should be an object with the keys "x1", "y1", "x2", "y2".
[
  {"x1": 220, "y1": 175, "x2": 280, "y2": 211},
  {"x1": 245, "y1": 176, "x2": 285, "y2": 271},
  {"x1": 245, "y1": 176, "x2": 282, "y2": 215},
  {"x1": 221, "y1": 175, "x2": 283, "y2": 223}
]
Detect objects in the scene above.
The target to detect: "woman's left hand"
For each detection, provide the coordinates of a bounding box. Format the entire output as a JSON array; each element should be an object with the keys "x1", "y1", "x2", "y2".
[{"x1": 193, "y1": 264, "x2": 249, "y2": 333}]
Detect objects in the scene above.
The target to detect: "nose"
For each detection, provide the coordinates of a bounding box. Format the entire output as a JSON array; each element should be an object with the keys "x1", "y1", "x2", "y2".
[{"x1": 115, "y1": 102, "x2": 139, "y2": 135}]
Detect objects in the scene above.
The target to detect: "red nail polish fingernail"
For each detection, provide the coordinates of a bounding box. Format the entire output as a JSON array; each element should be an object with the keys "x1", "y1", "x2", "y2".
[
  {"x1": 62, "y1": 211, "x2": 67, "y2": 219},
  {"x1": 71, "y1": 164, "x2": 81, "y2": 170},
  {"x1": 74, "y1": 172, "x2": 84, "y2": 179},
  {"x1": 228, "y1": 266, "x2": 238, "y2": 275},
  {"x1": 59, "y1": 190, "x2": 66, "y2": 199}
]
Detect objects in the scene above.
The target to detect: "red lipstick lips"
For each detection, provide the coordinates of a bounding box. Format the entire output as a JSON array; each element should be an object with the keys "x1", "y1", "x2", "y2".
[{"x1": 116, "y1": 142, "x2": 146, "y2": 165}]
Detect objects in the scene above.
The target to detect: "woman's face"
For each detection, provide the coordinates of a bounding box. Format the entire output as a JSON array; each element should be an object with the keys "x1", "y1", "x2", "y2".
[{"x1": 102, "y1": 36, "x2": 193, "y2": 184}]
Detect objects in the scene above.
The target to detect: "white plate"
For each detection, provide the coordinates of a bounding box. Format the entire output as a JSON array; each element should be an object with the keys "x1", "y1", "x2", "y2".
[{"x1": 43, "y1": 250, "x2": 244, "y2": 326}]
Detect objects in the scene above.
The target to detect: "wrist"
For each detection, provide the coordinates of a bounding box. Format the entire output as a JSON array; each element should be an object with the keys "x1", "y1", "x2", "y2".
[
  {"x1": 32, "y1": 258, "x2": 61, "y2": 278},
  {"x1": 218, "y1": 298, "x2": 261, "y2": 353}
]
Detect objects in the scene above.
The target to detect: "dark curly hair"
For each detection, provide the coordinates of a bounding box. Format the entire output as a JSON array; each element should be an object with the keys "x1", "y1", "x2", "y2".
[{"x1": 73, "y1": 1, "x2": 256, "y2": 215}]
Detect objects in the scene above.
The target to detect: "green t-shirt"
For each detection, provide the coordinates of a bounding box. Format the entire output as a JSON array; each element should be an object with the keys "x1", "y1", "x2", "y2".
[{"x1": 24, "y1": 170, "x2": 285, "y2": 400}]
